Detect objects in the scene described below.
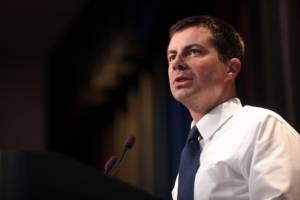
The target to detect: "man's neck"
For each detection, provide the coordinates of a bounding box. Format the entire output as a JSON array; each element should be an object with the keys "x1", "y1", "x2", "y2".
[{"x1": 188, "y1": 94, "x2": 236, "y2": 123}]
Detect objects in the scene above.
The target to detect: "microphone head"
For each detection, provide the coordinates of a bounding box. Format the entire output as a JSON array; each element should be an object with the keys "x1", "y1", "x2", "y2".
[
  {"x1": 124, "y1": 135, "x2": 136, "y2": 150},
  {"x1": 104, "y1": 155, "x2": 118, "y2": 174}
]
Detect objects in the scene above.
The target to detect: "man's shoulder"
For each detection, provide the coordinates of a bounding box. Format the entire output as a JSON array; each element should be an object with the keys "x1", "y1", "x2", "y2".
[
  {"x1": 236, "y1": 104, "x2": 300, "y2": 140},
  {"x1": 237, "y1": 105, "x2": 285, "y2": 123}
]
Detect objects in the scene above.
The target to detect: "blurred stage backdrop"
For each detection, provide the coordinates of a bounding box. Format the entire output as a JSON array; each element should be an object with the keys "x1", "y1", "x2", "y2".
[{"x1": 1, "y1": 0, "x2": 300, "y2": 199}]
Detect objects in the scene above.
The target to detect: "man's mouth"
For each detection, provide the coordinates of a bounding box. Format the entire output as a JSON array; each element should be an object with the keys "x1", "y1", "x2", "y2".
[
  {"x1": 173, "y1": 76, "x2": 193, "y2": 88},
  {"x1": 174, "y1": 76, "x2": 193, "y2": 82}
]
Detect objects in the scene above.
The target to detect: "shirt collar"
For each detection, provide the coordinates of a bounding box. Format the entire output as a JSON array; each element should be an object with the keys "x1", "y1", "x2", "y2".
[{"x1": 193, "y1": 97, "x2": 242, "y2": 141}]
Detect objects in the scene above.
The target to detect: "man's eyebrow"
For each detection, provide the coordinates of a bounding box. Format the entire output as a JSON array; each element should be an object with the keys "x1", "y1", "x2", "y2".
[
  {"x1": 167, "y1": 49, "x2": 176, "y2": 56},
  {"x1": 167, "y1": 43, "x2": 205, "y2": 55},
  {"x1": 184, "y1": 43, "x2": 204, "y2": 50}
]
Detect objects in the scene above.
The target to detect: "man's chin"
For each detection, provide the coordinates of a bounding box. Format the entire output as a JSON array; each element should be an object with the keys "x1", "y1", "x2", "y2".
[{"x1": 173, "y1": 91, "x2": 192, "y2": 103}]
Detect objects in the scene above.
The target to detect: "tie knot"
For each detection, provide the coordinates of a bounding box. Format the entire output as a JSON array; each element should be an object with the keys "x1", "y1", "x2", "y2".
[{"x1": 188, "y1": 126, "x2": 200, "y2": 143}]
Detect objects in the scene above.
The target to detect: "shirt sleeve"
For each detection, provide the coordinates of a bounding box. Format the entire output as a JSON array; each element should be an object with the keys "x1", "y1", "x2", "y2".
[
  {"x1": 248, "y1": 115, "x2": 300, "y2": 200},
  {"x1": 171, "y1": 175, "x2": 178, "y2": 200}
]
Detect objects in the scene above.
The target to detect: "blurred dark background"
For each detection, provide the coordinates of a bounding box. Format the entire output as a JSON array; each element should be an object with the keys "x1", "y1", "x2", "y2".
[{"x1": 1, "y1": 0, "x2": 300, "y2": 199}]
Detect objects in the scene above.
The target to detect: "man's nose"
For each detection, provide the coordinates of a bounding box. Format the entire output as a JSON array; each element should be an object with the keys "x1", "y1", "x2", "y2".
[{"x1": 172, "y1": 56, "x2": 188, "y2": 71}]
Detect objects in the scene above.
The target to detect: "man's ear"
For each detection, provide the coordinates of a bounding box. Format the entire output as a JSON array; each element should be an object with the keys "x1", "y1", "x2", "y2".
[{"x1": 225, "y1": 58, "x2": 241, "y2": 80}]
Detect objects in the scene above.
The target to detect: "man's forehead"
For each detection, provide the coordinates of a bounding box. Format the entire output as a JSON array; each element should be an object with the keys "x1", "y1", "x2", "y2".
[
  {"x1": 170, "y1": 26, "x2": 211, "y2": 40},
  {"x1": 167, "y1": 27, "x2": 213, "y2": 51}
]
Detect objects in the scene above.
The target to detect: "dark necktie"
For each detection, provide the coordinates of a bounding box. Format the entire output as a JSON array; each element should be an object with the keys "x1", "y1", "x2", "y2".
[{"x1": 177, "y1": 126, "x2": 202, "y2": 200}]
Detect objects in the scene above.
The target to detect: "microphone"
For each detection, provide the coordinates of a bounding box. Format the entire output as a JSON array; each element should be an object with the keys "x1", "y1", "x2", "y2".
[
  {"x1": 103, "y1": 135, "x2": 136, "y2": 176},
  {"x1": 104, "y1": 155, "x2": 118, "y2": 175}
]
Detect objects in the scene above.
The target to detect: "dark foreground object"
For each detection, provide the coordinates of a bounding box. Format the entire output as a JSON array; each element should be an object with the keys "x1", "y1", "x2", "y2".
[{"x1": 0, "y1": 151, "x2": 161, "y2": 200}]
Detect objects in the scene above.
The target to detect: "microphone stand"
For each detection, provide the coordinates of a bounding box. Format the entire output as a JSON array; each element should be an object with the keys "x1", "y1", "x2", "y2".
[{"x1": 104, "y1": 135, "x2": 136, "y2": 176}]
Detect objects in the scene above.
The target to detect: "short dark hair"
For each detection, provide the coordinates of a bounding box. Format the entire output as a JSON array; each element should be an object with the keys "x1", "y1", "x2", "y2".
[{"x1": 169, "y1": 15, "x2": 245, "y2": 62}]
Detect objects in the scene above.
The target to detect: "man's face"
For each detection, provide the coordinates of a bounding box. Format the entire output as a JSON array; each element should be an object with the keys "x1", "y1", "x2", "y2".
[{"x1": 167, "y1": 26, "x2": 229, "y2": 107}]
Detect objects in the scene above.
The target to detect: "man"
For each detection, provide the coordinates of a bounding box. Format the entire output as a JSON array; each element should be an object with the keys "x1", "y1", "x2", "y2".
[{"x1": 167, "y1": 15, "x2": 300, "y2": 200}]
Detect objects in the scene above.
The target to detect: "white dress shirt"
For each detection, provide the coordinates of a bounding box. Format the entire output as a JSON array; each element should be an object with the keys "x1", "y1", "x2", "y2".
[{"x1": 172, "y1": 98, "x2": 300, "y2": 200}]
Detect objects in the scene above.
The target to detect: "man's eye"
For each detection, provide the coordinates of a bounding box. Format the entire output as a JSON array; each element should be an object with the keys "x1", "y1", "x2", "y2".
[
  {"x1": 168, "y1": 55, "x2": 176, "y2": 62},
  {"x1": 190, "y1": 49, "x2": 201, "y2": 56}
]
